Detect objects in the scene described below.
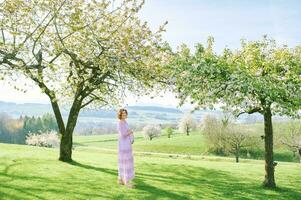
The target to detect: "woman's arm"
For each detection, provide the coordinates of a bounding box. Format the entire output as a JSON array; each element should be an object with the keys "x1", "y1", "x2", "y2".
[
  {"x1": 127, "y1": 129, "x2": 133, "y2": 135},
  {"x1": 118, "y1": 122, "x2": 131, "y2": 137}
]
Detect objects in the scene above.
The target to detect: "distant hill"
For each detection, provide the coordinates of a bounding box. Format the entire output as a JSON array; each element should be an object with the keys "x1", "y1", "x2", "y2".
[
  {"x1": 0, "y1": 101, "x2": 54, "y2": 117},
  {"x1": 127, "y1": 106, "x2": 182, "y2": 113},
  {"x1": 1, "y1": 100, "x2": 287, "y2": 125},
  {"x1": 0, "y1": 101, "x2": 183, "y2": 118}
]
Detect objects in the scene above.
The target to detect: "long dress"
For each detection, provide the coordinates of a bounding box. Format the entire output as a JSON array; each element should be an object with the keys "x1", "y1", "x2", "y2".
[{"x1": 117, "y1": 120, "x2": 135, "y2": 183}]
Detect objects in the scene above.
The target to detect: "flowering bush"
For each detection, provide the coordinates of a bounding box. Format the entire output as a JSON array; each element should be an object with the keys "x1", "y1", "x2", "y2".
[
  {"x1": 143, "y1": 125, "x2": 161, "y2": 140},
  {"x1": 178, "y1": 114, "x2": 197, "y2": 136},
  {"x1": 26, "y1": 130, "x2": 60, "y2": 148}
]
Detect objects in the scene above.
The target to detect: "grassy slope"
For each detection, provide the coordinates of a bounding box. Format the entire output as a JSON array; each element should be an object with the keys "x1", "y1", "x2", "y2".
[
  {"x1": 73, "y1": 130, "x2": 296, "y2": 162},
  {"x1": 74, "y1": 131, "x2": 207, "y2": 155},
  {"x1": 1, "y1": 137, "x2": 300, "y2": 200}
]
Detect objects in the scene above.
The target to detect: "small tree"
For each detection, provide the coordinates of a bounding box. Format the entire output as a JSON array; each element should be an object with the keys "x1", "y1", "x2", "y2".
[
  {"x1": 281, "y1": 121, "x2": 301, "y2": 163},
  {"x1": 202, "y1": 114, "x2": 259, "y2": 162},
  {"x1": 0, "y1": 113, "x2": 24, "y2": 144},
  {"x1": 179, "y1": 113, "x2": 196, "y2": 136},
  {"x1": 26, "y1": 130, "x2": 60, "y2": 148},
  {"x1": 143, "y1": 125, "x2": 161, "y2": 140},
  {"x1": 225, "y1": 125, "x2": 256, "y2": 163},
  {"x1": 164, "y1": 126, "x2": 174, "y2": 138},
  {"x1": 221, "y1": 112, "x2": 234, "y2": 127},
  {"x1": 202, "y1": 114, "x2": 226, "y2": 154}
]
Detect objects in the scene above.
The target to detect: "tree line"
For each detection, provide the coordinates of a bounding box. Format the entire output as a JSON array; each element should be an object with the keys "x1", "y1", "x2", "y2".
[{"x1": 0, "y1": 113, "x2": 58, "y2": 144}]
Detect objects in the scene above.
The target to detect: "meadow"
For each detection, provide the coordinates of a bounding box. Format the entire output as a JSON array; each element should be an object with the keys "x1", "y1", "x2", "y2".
[
  {"x1": 0, "y1": 128, "x2": 300, "y2": 200},
  {"x1": 73, "y1": 122, "x2": 298, "y2": 163},
  {"x1": 0, "y1": 0, "x2": 300, "y2": 199}
]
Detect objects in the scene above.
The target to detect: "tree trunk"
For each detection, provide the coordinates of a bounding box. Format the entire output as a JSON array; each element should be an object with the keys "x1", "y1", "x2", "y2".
[
  {"x1": 235, "y1": 154, "x2": 239, "y2": 163},
  {"x1": 298, "y1": 148, "x2": 301, "y2": 164},
  {"x1": 35, "y1": 75, "x2": 87, "y2": 162},
  {"x1": 50, "y1": 100, "x2": 66, "y2": 135},
  {"x1": 262, "y1": 106, "x2": 276, "y2": 188},
  {"x1": 59, "y1": 99, "x2": 82, "y2": 162},
  {"x1": 40, "y1": 83, "x2": 66, "y2": 136},
  {"x1": 59, "y1": 129, "x2": 73, "y2": 162},
  {"x1": 186, "y1": 126, "x2": 189, "y2": 136},
  {"x1": 235, "y1": 145, "x2": 239, "y2": 163}
]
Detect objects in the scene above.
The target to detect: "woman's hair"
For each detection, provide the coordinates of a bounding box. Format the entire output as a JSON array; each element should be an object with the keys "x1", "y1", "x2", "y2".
[{"x1": 117, "y1": 108, "x2": 128, "y2": 120}]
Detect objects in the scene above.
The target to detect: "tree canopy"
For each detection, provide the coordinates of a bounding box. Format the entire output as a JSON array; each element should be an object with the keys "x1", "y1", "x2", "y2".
[
  {"x1": 169, "y1": 36, "x2": 301, "y2": 188},
  {"x1": 169, "y1": 36, "x2": 301, "y2": 118},
  {"x1": 0, "y1": 0, "x2": 171, "y2": 161}
]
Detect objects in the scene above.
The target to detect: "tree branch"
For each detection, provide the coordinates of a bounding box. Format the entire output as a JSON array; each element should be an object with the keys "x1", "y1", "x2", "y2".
[
  {"x1": 281, "y1": 139, "x2": 301, "y2": 149},
  {"x1": 1, "y1": 28, "x2": 5, "y2": 45},
  {"x1": 22, "y1": 0, "x2": 67, "y2": 46},
  {"x1": 236, "y1": 107, "x2": 262, "y2": 118},
  {"x1": 49, "y1": 52, "x2": 63, "y2": 64},
  {"x1": 80, "y1": 93, "x2": 109, "y2": 109},
  {"x1": 61, "y1": 0, "x2": 128, "y2": 40}
]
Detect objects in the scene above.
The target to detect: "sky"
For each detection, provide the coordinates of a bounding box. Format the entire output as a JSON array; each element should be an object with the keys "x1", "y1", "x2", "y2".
[{"x1": 1, "y1": 0, "x2": 301, "y2": 107}]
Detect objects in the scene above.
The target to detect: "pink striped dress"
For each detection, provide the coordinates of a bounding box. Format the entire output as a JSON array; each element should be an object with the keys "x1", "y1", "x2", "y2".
[{"x1": 117, "y1": 120, "x2": 135, "y2": 182}]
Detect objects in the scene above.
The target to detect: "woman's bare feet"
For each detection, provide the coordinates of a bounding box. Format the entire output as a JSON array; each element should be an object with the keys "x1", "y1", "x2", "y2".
[
  {"x1": 125, "y1": 182, "x2": 135, "y2": 189},
  {"x1": 117, "y1": 179, "x2": 124, "y2": 185}
]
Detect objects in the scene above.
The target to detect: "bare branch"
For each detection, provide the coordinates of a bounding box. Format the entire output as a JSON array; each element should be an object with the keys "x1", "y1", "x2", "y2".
[
  {"x1": 1, "y1": 28, "x2": 5, "y2": 44},
  {"x1": 281, "y1": 139, "x2": 300, "y2": 149},
  {"x1": 48, "y1": 52, "x2": 62, "y2": 64},
  {"x1": 80, "y1": 98, "x2": 95, "y2": 109}
]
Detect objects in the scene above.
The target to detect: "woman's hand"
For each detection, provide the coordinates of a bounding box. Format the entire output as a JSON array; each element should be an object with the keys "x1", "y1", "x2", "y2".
[{"x1": 128, "y1": 129, "x2": 134, "y2": 135}]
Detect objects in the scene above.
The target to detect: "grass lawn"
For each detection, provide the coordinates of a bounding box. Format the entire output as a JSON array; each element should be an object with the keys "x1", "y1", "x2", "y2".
[
  {"x1": 0, "y1": 138, "x2": 300, "y2": 200},
  {"x1": 73, "y1": 131, "x2": 207, "y2": 155},
  {"x1": 73, "y1": 131, "x2": 298, "y2": 162}
]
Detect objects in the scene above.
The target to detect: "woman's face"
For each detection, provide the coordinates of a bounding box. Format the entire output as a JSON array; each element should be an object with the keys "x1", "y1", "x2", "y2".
[{"x1": 121, "y1": 111, "x2": 128, "y2": 120}]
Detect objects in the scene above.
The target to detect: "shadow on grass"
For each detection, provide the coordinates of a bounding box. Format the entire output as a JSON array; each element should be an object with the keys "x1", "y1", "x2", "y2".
[
  {"x1": 135, "y1": 163, "x2": 301, "y2": 200},
  {"x1": 0, "y1": 160, "x2": 111, "y2": 200},
  {"x1": 68, "y1": 160, "x2": 188, "y2": 199},
  {"x1": 68, "y1": 160, "x2": 117, "y2": 176},
  {"x1": 68, "y1": 160, "x2": 301, "y2": 200},
  {"x1": 0, "y1": 159, "x2": 300, "y2": 200}
]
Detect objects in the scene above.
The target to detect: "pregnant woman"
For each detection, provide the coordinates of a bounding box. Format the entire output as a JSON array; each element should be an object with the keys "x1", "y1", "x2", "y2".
[{"x1": 117, "y1": 108, "x2": 135, "y2": 188}]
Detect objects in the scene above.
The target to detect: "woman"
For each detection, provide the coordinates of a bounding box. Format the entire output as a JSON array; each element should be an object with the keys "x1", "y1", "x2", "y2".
[{"x1": 117, "y1": 108, "x2": 135, "y2": 188}]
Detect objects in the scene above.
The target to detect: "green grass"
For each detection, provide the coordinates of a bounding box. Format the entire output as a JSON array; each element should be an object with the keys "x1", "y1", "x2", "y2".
[
  {"x1": 1, "y1": 137, "x2": 301, "y2": 199},
  {"x1": 73, "y1": 131, "x2": 298, "y2": 163},
  {"x1": 74, "y1": 131, "x2": 207, "y2": 155}
]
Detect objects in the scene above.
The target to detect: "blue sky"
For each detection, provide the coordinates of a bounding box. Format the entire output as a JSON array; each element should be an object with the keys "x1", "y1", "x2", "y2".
[
  {"x1": 140, "y1": 0, "x2": 301, "y2": 52},
  {"x1": 1, "y1": 0, "x2": 301, "y2": 106}
]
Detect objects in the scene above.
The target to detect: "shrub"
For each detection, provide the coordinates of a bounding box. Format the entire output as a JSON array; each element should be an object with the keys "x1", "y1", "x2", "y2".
[
  {"x1": 281, "y1": 121, "x2": 301, "y2": 163},
  {"x1": 201, "y1": 114, "x2": 226, "y2": 154},
  {"x1": 164, "y1": 127, "x2": 174, "y2": 138},
  {"x1": 26, "y1": 130, "x2": 60, "y2": 148},
  {"x1": 201, "y1": 114, "x2": 260, "y2": 161},
  {"x1": 143, "y1": 125, "x2": 161, "y2": 140},
  {"x1": 179, "y1": 113, "x2": 197, "y2": 136}
]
